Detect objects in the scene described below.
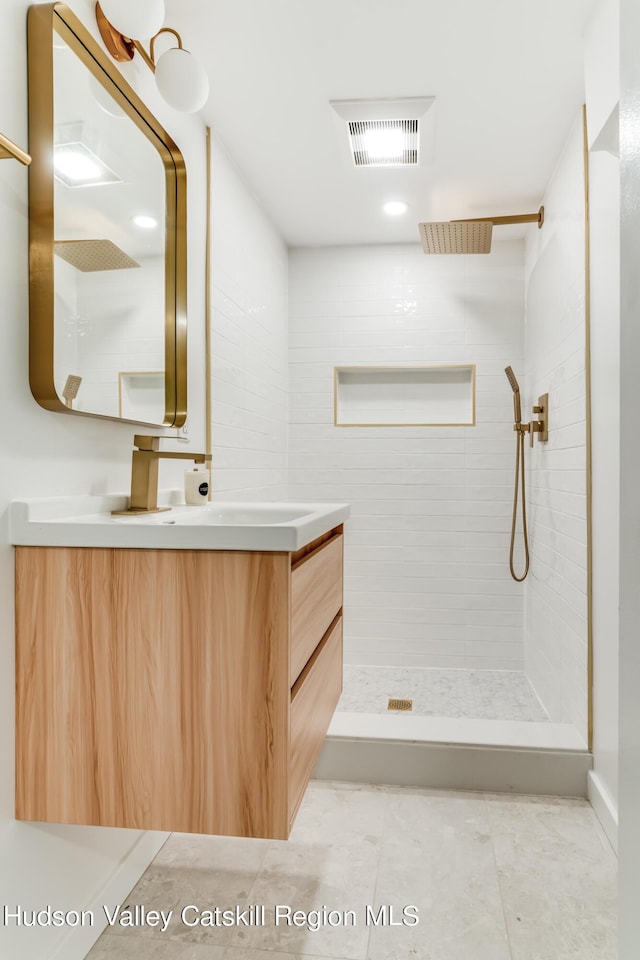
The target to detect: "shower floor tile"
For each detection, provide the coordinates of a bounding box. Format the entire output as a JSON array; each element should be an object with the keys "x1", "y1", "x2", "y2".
[{"x1": 337, "y1": 665, "x2": 549, "y2": 722}]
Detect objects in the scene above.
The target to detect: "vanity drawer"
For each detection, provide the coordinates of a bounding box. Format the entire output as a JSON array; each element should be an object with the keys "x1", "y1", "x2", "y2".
[
  {"x1": 290, "y1": 533, "x2": 343, "y2": 684},
  {"x1": 289, "y1": 614, "x2": 343, "y2": 825}
]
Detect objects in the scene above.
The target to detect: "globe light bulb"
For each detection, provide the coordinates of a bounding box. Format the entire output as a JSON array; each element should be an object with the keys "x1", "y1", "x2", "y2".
[
  {"x1": 98, "y1": 0, "x2": 165, "y2": 40},
  {"x1": 155, "y1": 47, "x2": 210, "y2": 113}
]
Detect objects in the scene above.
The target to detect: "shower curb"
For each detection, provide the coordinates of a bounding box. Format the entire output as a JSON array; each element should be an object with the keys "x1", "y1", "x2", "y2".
[{"x1": 314, "y1": 736, "x2": 593, "y2": 798}]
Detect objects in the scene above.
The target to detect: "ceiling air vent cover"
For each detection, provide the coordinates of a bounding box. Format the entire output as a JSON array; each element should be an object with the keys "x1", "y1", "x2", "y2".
[
  {"x1": 348, "y1": 119, "x2": 418, "y2": 167},
  {"x1": 330, "y1": 98, "x2": 435, "y2": 168}
]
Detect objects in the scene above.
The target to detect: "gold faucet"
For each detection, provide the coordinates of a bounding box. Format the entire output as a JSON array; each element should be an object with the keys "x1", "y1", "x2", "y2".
[{"x1": 112, "y1": 435, "x2": 211, "y2": 516}]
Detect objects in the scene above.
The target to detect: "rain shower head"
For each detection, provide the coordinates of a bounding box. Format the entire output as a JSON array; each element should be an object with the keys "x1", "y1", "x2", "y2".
[
  {"x1": 418, "y1": 206, "x2": 544, "y2": 254},
  {"x1": 418, "y1": 220, "x2": 492, "y2": 254},
  {"x1": 504, "y1": 366, "x2": 522, "y2": 424}
]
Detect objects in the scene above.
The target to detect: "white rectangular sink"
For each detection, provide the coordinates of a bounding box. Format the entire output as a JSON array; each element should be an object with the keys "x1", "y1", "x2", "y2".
[
  {"x1": 167, "y1": 504, "x2": 315, "y2": 525},
  {"x1": 10, "y1": 496, "x2": 350, "y2": 551}
]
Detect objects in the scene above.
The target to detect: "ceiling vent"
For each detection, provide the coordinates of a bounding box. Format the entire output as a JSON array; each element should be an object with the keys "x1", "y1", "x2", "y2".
[
  {"x1": 348, "y1": 120, "x2": 418, "y2": 167},
  {"x1": 330, "y1": 97, "x2": 435, "y2": 168}
]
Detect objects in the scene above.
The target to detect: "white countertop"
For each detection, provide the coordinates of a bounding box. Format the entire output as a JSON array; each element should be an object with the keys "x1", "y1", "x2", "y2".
[{"x1": 9, "y1": 495, "x2": 350, "y2": 551}]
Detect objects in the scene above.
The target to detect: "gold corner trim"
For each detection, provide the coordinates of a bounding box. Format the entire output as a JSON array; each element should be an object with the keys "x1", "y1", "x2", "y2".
[
  {"x1": 583, "y1": 104, "x2": 594, "y2": 753},
  {"x1": 470, "y1": 362, "x2": 477, "y2": 426},
  {"x1": 205, "y1": 126, "x2": 212, "y2": 487},
  {"x1": 27, "y1": 3, "x2": 187, "y2": 428}
]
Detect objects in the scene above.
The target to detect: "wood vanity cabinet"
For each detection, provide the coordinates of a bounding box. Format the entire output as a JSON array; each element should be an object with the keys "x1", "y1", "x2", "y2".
[{"x1": 15, "y1": 527, "x2": 343, "y2": 839}]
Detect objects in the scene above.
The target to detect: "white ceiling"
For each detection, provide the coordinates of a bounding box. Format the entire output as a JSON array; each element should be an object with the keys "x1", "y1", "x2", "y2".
[{"x1": 166, "y1": 0, "x2": 596, "y2": 247}]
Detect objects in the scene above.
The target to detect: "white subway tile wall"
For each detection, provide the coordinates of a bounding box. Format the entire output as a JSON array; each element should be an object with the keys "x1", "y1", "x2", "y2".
[
  {"x1": 288, "y1": 242, "x2": 526, "y2": 670},
  {"x1": 524, "y1": 111, "x2": 589, "y2": 739},
  {"x1": 55, "y1": 257, "x2": 165, "y2": 418},
  {"x1": 210, "y1": 140, "x2": 289, "y2": 499}
]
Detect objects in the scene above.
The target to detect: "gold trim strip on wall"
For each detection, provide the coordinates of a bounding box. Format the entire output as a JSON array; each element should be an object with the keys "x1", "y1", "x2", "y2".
[
  {"x1": 583, "y1": 104, "x2": 594, "y2": 753},
  {"x1": 205, "y1": 127, "x2": 212, "y2": 491},
  {"x1": 0, "y1": 131, "x2": 31, "y2": 165}
]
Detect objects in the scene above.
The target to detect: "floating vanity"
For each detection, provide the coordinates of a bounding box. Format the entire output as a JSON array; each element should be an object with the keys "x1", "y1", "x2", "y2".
[{"x1": 11, "y1": 497, "x2": 349, "y2": 839}]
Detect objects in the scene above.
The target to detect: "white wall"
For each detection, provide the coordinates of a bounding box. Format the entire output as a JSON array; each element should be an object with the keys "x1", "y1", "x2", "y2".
[
  {"x1": 0, "y1": 2, "x2": 207, "y2": 957},
  {"x1": 209, "y1": 135, "x2": 289, "y2": 499},
  {"x1": 523, "y1": 111, "x2": 589, "y2": 743},
  {"x1": 584, "y1": 0, "x2": 620, "y2": 850},
  {"x1": 619, "y1": 0, "x2": 640, "y2": 951},
  {"x1": 288, "y1": 242, "x2": 526, "y2": 670}
]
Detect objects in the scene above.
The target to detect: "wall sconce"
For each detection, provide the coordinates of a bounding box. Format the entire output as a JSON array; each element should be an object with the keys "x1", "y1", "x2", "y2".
[{"x1": 95, "y1": 0, "x2": 209, "y2": 114}]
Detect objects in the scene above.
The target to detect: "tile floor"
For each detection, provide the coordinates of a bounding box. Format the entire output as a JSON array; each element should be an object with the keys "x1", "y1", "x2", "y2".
[
  {"x1": 337, "y1": 666, "x2": 550, "y2": 722},
  {"x1": 86, "y1": 780, "x2": 616, "y2": 960}
]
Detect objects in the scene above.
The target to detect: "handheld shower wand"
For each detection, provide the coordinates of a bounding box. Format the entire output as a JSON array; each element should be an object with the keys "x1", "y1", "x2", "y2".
[
  {"x1": 504, "y1": 365, "x2": 522, "y2": 424},
  {"x1": 504, "y1": 366, "x2": 529, "y2": 582}
]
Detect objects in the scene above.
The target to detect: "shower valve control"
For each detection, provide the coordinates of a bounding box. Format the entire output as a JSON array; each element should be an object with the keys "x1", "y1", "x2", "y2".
[{"x1": 530, "y1": 393, "x2": 549, "y2": 446}]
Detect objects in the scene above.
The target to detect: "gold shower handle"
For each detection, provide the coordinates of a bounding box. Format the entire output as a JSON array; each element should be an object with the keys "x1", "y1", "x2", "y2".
[
  {"x1": 530, "y1": 393, "x2": 549, "y2": 445},
  {"x1": 530, "y1": 421, "x2": 538, "y2": 447}
]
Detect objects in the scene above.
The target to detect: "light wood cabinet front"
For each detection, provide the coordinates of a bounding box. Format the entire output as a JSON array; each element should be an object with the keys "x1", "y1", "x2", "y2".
[
  {"x1": 289, "y1": 614, "x2": 343, "y2": 826},
  {"x1": 15, "y1": 527, "x2": 343, "y2": 839},
  {"x1": 290, "y1": 533, "x2": 343, "y2": 684}
]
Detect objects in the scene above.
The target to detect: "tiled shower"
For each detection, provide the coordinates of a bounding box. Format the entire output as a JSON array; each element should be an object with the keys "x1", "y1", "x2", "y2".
[
  {"x1": 287, "y1": 111, "x2": 588, "y2": 746},
  {"x1": 287, "y1": 242, "x2": 539, "y2": 727}
]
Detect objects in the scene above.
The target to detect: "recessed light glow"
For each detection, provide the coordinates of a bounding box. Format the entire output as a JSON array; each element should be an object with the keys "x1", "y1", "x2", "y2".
[
  {"x1": 53, "y1": 142, "x2": 121, "y2": 187},
  {"x1": 132, "y1": 214, "x2": 158, "y2": 229},
  {"x1": 55, "y1": 149, "x2": 101, "y2": 182},
  {"x1": 363, "y1": 127, "x2": 405, "y2": 160},
  {"x1": 383, "y1": 201, "x2": 408, "y2": 216}
]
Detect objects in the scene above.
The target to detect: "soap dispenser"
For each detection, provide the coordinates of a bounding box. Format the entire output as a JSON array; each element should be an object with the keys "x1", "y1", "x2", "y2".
[{"x1": 185, "y1": 466, "x2": 210, "y2": 505}]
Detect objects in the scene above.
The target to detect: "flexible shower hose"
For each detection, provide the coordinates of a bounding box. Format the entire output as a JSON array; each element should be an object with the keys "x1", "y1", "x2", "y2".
[{"x1": 509, "y1": 427, "x2": 529, "y2": 582}]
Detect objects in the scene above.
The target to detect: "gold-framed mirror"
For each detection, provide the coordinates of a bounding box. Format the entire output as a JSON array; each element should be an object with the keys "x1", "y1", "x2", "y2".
[{"x1": 27, "y1": 2, "x2": 187, "y2": 427}]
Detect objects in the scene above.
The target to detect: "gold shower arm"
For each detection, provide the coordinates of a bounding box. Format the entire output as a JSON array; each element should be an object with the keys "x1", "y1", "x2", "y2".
[
  {"x1": 453, "y1": 206, "x2": 544, "y2": 229},
  {"x1": 0, "y1": 132, "x2": 31, "y2": 166}
]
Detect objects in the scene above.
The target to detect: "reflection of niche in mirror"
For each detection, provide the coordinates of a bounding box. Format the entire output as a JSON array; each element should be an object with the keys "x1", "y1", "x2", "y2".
[
  {"x1": 119, "y1": 371, "x2": 164, "y2": 422},
  {"x1": 52, "y1": 33, "x2": 166, "y2": 422}
]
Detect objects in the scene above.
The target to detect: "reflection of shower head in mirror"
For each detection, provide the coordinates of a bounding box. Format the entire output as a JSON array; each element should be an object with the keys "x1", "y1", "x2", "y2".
[
  {"x1": 62, "y1": 374, "x2": 82, "y2": 408},
  {"x1": 504, "y1": 366, "x2": 522, "y2": 424}
]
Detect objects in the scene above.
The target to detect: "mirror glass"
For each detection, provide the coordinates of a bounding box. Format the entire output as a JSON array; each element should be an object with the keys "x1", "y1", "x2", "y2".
[
  {"x1": 28, "y1": 3, "x2": 187, "y2": 427},
  {"x1": 53, "y1": 39, "x2": 166, "y2": 421}
]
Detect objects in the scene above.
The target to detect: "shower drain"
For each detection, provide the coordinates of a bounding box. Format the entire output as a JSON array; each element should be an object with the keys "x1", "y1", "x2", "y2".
[{"x1": 387, "y1": 698, "x2": 413, "y2": 712}]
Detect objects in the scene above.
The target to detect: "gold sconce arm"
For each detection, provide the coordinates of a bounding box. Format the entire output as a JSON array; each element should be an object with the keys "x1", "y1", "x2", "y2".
[
  {"x1": 0, "y1": 131, "x2": 31, "y2": 166},
  {"x1": 530, "y1": 393, "x2": 549, "y2": 445},
  {"x1": 132, "y1": 29, "x2": 184, "y2": 72}
]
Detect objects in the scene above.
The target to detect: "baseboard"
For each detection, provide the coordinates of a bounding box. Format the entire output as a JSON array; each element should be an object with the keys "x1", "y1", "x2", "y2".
[
  {"x1": 587, "y1": 770, "x2": 618, "y2": 853},
  {"x1": 315, "y1": 736, "x2": 592, "y2": 798},
  {"x1": 50, "y1": 831, "x2": 169, "y2": 960}
]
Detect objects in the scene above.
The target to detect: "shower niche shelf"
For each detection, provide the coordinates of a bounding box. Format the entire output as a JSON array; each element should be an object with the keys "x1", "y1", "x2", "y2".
[
  {"x1": 334, "y1": 364, "x2": 476, "y2": 427},
  {"x1": 118, "y1": 371, "x2": 164, "y2": 422}
]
